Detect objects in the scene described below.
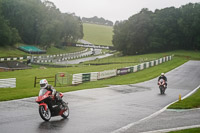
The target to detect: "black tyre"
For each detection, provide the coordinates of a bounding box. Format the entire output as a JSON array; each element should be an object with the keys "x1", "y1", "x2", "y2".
[
  {"x1": 39, "y1": 106, "x2": 51, "y2": 121},
  {"x1": 162, "y1": 88, "x2": 165, "y2": 94},
  {"x1": 61, "y1": 105, "x2": 69, "y2": 119},
  {"x1": 160, "y1": 86, "x2": 164, "y2": 94}
]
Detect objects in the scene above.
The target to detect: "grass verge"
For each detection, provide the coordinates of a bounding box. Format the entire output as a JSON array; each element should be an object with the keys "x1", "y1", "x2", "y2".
[
  {"x1": 168, "y1": 127, "x2": 200, "y2": 133},
  {"x1": 168, "y1": 88, "x2": 200, "y2": 109}
]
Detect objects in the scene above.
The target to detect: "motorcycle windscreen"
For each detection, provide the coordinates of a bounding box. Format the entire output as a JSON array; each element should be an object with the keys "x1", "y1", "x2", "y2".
[{"x1": 39, "y1": 89, "x2": 48, "y2": 96}]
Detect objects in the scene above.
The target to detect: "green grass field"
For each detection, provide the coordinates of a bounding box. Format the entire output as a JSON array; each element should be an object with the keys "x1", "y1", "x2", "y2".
[
  {"x1": 83, "y1": 23, "x2": 113, "y2": 46},
  {"x1": 0, "y1": 50, "x2": 196, "y2": 101},
  {"x1": 46, "y1": 46, "x2": 85, "y2": 55}
]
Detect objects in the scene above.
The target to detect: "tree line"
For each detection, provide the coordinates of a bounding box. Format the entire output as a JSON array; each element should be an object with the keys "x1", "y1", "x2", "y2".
[
  {"x1": 82, "y1": 16, "x2": 113, "y2": 26},
  {"x1": 0, "y1": 0, "x2": 83, "y2": 48},
  {"x1": 113, "y1": 3, "x2": 200, "y2": 55}
]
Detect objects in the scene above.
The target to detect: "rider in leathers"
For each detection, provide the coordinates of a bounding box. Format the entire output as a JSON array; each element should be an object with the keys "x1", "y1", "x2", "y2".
[
  {"x1": 158, "y1": 73, "x2": 167, "y2": 88},
  {"x1": 40, "y1": 79, "x2": 66, "y2": 108}
]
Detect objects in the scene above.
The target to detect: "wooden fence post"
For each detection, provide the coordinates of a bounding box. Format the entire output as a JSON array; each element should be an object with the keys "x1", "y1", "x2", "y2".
[
  {"x1": 34, "y1": 76, "x2": 37, "y2": 88},
  {"x1": 54, "y1": 74, "x2": 57, "y2": 87}
]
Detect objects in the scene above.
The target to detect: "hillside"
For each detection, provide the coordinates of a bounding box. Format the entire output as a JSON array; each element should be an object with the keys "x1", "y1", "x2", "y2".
[{"x1": 83, "y1": 23, "x2": 113, "y2": 46}]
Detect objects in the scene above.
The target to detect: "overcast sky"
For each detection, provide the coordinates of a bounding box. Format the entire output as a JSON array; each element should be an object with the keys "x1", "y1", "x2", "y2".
[{"x1": 49, "y1": 0, "x2": 200, "y2": 22}]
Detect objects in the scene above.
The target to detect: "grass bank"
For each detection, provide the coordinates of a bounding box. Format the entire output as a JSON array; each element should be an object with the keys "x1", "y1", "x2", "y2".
[
  {"x1": 46, "y1": 46, "x2": 85, "y2": 55},
  {"x1": 83, "y1": 23, "x2": 113, "y2": 46},
  {"x1": 168, "y1": 127, "x2": 200, "y2": 133},
  {"x1": 168, "y1": 88, "x2": 200, "y2": 109}
]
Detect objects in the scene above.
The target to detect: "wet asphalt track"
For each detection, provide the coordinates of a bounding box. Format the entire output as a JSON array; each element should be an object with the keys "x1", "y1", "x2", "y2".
[{"x1": 0, "y1": 60, "x2": 200, "y2": 133}]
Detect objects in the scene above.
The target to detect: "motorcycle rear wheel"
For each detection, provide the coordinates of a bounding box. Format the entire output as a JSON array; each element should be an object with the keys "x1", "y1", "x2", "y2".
[
  {"x1": 61, "y1": 105, "x2": 69, "y2": 119},
  {"x1": 39, "y1": 106, "x2": 51, "y2": 121}
]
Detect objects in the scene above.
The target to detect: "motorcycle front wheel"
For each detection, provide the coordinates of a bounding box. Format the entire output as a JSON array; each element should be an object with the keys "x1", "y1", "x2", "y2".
[
  {"x1": 61, "y1": 105, "x2": 69, "y2": 119},
  {"x1": 39, "y1": 106, "x2": 51, "y2": 121},
  {"x1": 160, "y1": 86, "x2": 165, "y2": 94}
]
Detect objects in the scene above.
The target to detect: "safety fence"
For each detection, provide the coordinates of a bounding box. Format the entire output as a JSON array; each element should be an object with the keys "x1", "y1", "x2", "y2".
[
  {"x1": 0, "y1": 48, "x2": 89, "y2": 63},
  {"x1": 34, "y1": 76, "x2": 56, "y2": 88},
  {"x1": 34, "y1": 72, "x2": 72, "y2": 87},
  {"x1": 33, "y1": 51, "x2": 93, "y2": 63},
  {"x1": 72, "y1": 55, "x2": 172, "y2": 85},
  {"x1": 0, "y1": 78, "x2": 16, "y2": 88},
  {"x1": 32, "y1": 48, "x2": 95, "y2": 63}
]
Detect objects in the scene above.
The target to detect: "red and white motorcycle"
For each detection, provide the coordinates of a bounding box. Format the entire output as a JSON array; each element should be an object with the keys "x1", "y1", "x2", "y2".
[
  {"x1": 35, "y1": 89, "x2": 69, "y2": 121},
  {"x1": 158, "y1": 79, "x2": 166, "y2": 95}
]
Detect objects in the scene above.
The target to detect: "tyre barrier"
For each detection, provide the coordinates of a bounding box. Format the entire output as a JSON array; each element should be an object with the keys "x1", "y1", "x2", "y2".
[
  {"x1": 0, "y1": 56, "x2": 31, "y2": 61},
  {"x1": 0, "y1": 49, "x2": 88, "y2": 63},
  {"x1": 32, "y1": 49, "x2": 93, "y2": 63}
]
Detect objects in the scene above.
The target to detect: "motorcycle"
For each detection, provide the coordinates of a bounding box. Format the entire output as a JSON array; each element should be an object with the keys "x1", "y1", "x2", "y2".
[
  {"x1": 35, "y1": 89, "x2": 69, "y2": 121},
  {"x1": 158, "y1": 79, "x2": 166, "y2": 95}
]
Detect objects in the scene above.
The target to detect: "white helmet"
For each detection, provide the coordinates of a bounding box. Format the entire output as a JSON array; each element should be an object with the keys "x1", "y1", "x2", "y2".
[
  {"x1": 40, "y1": 79, "x2": 48, "y2": 89},
  {"x1": 161, "y1": 73, "x2": 165, "y2": 76}
]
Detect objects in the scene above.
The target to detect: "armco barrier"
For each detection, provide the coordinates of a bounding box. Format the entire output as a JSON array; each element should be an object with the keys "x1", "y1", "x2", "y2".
[
  {"x1": 0, "y1": 49, "x2": 89, "y2": 63},
  {"x1": 90, "y1": 72, "x2": 98, "y2": 81},
  {"x1": 140, "y1": 63, "x2": 144, "y2": 70},
  {"x1": 72, "y1": 74, "x2": 82, "y2": 85},
  {"x1": 117, "y1": 68, "x2": 130, "y2": 75},
  {"x1": 82, "y1": 73, "x2": 91, "y2": 82},
  {"x1": 72, "y1": 55, "x2": 172, "y2": 85},
  {"x1": 159, "y1": 58, "x2": 163, "y2": 64},
  {"x1": 0, "y1": 78, "x2": 16, "y2": 88},
  {"x1": 146, "y1": 62, "x2": 150, "y2": 68},
  {"x1": 98, "y1": 69, "x2": 117, "y2": 79}
]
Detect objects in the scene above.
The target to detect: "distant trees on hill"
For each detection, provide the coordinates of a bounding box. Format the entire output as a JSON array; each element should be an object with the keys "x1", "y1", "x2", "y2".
[
  {"x1": 82, "y1": 16, "x2": 113, "y2": 26},
  {"x1": 0, "y1": 0, "x2": 83, "y2": 48},
  {"x1": 113, "y1": 3, "x2": 200, "y2": 55}
]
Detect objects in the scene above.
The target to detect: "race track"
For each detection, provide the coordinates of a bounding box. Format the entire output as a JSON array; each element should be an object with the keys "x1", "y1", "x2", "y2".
[{"x1": 0, "y1": 60, "x2": 199, "y2": 133}]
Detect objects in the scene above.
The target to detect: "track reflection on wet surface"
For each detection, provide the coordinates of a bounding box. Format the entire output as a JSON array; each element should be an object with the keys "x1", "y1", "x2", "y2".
[{"x1": 0, "y1": 61, "x2": 200, "y2": 133}]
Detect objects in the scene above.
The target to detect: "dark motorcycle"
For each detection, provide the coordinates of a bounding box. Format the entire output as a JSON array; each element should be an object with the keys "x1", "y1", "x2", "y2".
[
  {"x1": 158, "y1": 79, "x2": 166, "y2": 94},
  {"x1": 35, "y1": 89, "x2": 69, "y2": 121}
]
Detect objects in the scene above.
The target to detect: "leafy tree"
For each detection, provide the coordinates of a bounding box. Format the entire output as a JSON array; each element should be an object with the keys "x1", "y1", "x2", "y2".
[
  {"x1": 113, "y1": 8, "x2": 153, "y2": 55},
  {"x1": 113, "y1": 3, "x2": 200, "y2": 55},
  {"x1": 0, "y1": 0, "x2": 83, "y2": 48},
  {"x1": 0, "y1": 0, "x2": 20, "y2": 46}
]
